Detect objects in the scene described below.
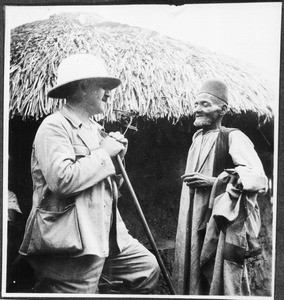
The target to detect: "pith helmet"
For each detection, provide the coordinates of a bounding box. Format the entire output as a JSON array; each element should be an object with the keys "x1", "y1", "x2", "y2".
[
  {"x1": 48, "y1": 54, "x2": 121, "y2": 98},
  {"x1": 197, "y1": 80, "x2": 228, "y2": 104}
]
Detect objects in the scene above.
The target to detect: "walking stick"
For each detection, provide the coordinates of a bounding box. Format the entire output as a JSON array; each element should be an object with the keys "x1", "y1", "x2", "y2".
[
  {"x1": 115, "y1": 155, "x2": 176, "y2": 295},
  {"x1": 183, "y1": 188, "x2": 195, "y2": 294}
]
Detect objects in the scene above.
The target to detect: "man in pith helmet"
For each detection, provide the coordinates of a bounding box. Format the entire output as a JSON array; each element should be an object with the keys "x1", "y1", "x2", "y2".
[
  {"x1": 173, "y1": 79, "x2": 267, "y2": 295},
  {"x1": 19, "y1": 54, "x2": 160, "y2": 294}
]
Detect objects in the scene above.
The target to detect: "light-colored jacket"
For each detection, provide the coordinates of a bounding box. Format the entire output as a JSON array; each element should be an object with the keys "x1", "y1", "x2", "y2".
[{"x1": 19, "y1": 105, "x2": 129, "y2": 257}]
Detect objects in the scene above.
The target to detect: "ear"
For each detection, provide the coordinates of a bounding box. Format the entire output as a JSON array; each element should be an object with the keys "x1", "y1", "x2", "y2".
[
  {"x1": 220, "y1": 104, "x2": 228, "y2": 116},
  {"x1": 79, "y1": 81, "x2": 87, "y2": 96}
]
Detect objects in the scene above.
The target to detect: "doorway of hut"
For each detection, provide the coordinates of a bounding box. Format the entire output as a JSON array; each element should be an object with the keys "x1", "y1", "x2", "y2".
[{"x1": 7, "y1": 112, "x2": 274, "y2": 295}]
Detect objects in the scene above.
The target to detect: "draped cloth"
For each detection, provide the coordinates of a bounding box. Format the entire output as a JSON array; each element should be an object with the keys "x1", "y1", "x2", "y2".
[{"x1": 173, "y1": 127, "x2": 267, "y2": 295}]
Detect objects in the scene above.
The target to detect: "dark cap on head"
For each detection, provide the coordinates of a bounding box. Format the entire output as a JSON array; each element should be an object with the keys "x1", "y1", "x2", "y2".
[{"x1": 197, "y1": 80, "x2": 228, "y2": 104}]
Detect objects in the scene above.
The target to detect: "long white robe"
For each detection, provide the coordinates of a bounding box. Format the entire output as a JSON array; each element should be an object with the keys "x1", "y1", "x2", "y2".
[{"x1": 173, "y1": 128, "x2": 267, "y2": 295}]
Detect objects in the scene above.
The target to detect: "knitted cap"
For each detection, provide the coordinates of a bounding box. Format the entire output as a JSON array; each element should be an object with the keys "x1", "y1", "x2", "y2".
[{"x1": 197, "y1": 80, "x2": 228, "y2": 104}]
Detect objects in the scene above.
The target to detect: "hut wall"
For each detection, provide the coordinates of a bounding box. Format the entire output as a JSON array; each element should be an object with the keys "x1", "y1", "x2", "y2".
[{"x1": 7, "y1": 115, "x2": 273, "y2": 295}]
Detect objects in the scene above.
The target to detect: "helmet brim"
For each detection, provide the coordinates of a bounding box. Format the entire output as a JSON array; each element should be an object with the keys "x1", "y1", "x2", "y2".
[{"x1": 47, "y1": 77, "x2": 121, "y2": 99}]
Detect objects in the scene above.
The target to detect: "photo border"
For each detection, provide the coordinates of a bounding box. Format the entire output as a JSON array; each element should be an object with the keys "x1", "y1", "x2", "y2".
[{"x1": 0, "y1": 1, "x2": 283, "y2": 299}]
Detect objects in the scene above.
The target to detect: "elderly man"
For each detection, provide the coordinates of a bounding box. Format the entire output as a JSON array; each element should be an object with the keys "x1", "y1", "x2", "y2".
[
  {"x1": 19, "y1": 54, "x2": 160, "y2": 294},
  {"x1": 173, "y1": 80, "x2": 267, "y2": 295}
]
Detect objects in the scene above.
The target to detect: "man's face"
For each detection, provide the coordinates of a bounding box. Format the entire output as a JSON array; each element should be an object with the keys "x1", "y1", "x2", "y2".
[
  {"x1": 84, "y1": 82, "x2": 110, "y2": 115},
  {"x1": 193, "y1": 94, "x2": 223, "y2": 128}
]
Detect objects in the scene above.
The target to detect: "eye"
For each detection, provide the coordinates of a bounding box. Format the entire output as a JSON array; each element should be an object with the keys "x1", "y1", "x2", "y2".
[
  {"x1": 104, "y1": 90, "x2": 110, "y2": 98},
  {"x1": 202, "y1": 101, "x2": 211, "y2": 107}
]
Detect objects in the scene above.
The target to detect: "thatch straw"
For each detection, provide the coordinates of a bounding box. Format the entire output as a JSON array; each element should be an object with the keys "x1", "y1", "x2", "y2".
[{"x1": 10, "y1": 12, "x2": 274, "y2": 123}]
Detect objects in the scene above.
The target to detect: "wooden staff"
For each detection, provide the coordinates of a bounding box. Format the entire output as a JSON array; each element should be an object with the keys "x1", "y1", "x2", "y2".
[
  {"x1": 116, "y1": 155, "x2": 176, "y2": 295},
  {"x1": 183, "y1": 188, "x2": 195, "y2": 294}
]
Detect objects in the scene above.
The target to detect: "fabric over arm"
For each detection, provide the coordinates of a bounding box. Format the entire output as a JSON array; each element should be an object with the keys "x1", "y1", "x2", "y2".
[{"x1": 229, "y1": 131, "x2": 268, "y2": 192}]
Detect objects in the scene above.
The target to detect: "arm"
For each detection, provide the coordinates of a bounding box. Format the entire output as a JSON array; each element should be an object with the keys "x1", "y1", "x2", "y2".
[
  {"x1": 181, "y1": 130, "x2": 268, "y2": 191},
  {"x1": 228, "y1": 130, "x2": 268, "y2": 192},
  {"x1": 34, "y1": 119, "x2": 117, "y2": 196},
  {"x1": 181, "y1": 172, "x2": 216, "y2": 188}
]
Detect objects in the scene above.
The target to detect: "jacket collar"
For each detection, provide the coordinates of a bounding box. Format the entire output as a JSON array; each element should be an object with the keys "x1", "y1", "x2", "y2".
[
  {"x1": 60, "y1": 104, "x2": 103, "y2": 131},
  {"x1": 60, "y1": 104, "x2": 83, "y2": 129},
  {"x1": 59, "y1": 104, "x2": 106, "y2": 151},
  {"x1": 60, "y1": 104, "x2": 112, "y2": 188}
]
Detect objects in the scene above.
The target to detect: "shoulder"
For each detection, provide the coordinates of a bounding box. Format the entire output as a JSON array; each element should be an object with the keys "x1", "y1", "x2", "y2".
[
  {"x1": 35, "y1": 111, "x2": 72, "y2": 141},
  {"x1": 220, "y1": 126, "x2": 239, "y2": 134},
  {"x1": 228, "y1": 128, "x2": 254, "y2": 147},
  {"x1": 39, "y1": 111, "x2": 63, "y2": 126},
  {"x1": 39, "y1": 111, "x2": 71, "y2": 129}
]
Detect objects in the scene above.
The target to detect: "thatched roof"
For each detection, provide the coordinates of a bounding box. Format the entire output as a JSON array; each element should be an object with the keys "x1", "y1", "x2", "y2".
[{"x1": 10, "y1": 12, "x2": 274, "y2": 123}]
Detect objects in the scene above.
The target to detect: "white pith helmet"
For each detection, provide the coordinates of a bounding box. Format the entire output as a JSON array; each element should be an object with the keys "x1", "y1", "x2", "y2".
[{"x1": 47, "y1": 53, "x2": 121, "y2": 98}]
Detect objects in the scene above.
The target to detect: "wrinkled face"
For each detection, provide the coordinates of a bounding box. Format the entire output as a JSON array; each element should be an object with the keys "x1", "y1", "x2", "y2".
[
  {"x1": 193, "y1": 93, "x2": 224, "y2": 128},
  {"x1": 84, "y1": 82, "x2": 111, "y2": 115}
]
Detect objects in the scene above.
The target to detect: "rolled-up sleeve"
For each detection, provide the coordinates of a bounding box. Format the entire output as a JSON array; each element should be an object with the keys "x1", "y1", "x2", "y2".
[{"x1": 35, "y1": 120, "x2": 115, "y2": 196}]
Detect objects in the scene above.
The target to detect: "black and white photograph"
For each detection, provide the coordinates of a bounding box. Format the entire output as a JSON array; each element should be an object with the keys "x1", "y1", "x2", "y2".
[{"x1": 1, "y1": 1, "x2": 282, "y2": 299}]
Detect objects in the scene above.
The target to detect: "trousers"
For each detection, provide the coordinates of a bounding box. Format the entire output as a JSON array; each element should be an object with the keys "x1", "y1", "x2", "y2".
[{"x1": 27, "y1": 235, "x2": 160, "y2": 294}]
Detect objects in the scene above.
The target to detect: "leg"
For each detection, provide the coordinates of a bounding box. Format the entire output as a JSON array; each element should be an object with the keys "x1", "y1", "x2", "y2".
[
  {"x1": 28, "y1": 255, "x2": 105, "y2": 293},
  {"x1": 102, "y1": 236, "x2": 160, "y2": 294}
]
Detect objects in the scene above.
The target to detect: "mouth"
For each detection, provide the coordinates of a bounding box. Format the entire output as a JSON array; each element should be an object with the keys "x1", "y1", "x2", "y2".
[{"x1": 195, "y1": 114, "x2": 206, "y2": 119}]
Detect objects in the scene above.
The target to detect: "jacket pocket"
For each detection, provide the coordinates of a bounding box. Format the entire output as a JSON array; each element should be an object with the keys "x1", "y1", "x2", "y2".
[{"x1": 27, "y1": 203, "x2": 83, "y2": 255}]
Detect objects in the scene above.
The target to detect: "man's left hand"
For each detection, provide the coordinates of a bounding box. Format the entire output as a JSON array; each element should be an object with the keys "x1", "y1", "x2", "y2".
[{"x1": 181, "y1": 172, "x2": 216, "y2": 188}]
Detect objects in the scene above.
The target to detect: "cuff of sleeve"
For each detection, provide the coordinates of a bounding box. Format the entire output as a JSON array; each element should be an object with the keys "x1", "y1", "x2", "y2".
[
  {"x1": 235, "y1": 166, "x2": 268, "y2": 191},
  {"x1": 91, "y1": 148, "x2": 116, "y2": 175}
]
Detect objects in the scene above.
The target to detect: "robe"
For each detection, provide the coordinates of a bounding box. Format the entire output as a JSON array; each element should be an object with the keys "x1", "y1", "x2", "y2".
[{"x1": 173, "y1": 127, "x2": 267, "y2": 295}]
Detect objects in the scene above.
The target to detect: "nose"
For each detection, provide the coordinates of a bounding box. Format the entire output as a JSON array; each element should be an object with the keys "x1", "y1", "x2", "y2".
[{"x1": 193, "y1": 103, "x2": 202, "y2": 114}]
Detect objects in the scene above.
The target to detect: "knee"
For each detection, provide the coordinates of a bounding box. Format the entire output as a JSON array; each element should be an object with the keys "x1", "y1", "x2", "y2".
[
  {"x1": 147, "y1": 252, "x2": 161, "y2": 280},
  {"x1": 137, "y1": 252, "x2": 161, "y2": 293}
]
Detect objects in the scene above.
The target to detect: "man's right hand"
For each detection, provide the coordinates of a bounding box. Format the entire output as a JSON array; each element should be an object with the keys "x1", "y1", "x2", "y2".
[
  {"x1": 181, "y1": 172, "x2": 216, "y2": 188},
  {"x1": 100, "y1": 135, "x2": 126, "y2": 158}
]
